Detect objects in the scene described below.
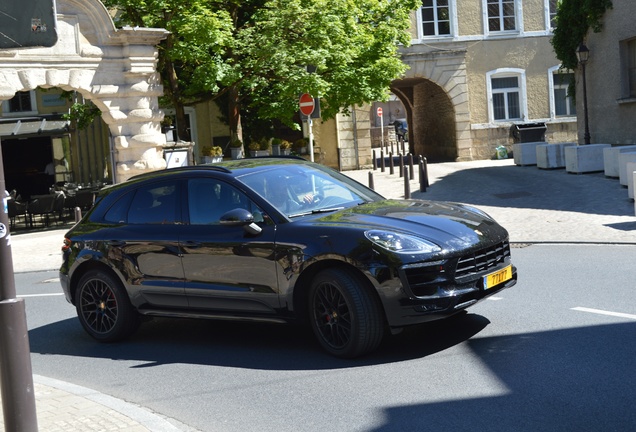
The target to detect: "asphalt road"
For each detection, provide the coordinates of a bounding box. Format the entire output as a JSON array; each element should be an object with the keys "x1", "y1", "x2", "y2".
[{"x1": 21, "y1": 244, "x2": 636, "y2": 432}]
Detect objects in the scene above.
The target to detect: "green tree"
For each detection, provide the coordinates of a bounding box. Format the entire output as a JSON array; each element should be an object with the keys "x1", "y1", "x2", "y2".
[
  {"x1": 102, "y1": 0, "x2": 417, "y2": 142},
  {"x1": 551, "y1": 0, "x2": 612, "y2": 70}
]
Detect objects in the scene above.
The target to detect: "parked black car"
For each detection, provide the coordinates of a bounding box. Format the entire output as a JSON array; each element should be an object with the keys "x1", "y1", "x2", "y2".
[{"x1": 60, "y1": 157, "x2": 516, "y2": 358}]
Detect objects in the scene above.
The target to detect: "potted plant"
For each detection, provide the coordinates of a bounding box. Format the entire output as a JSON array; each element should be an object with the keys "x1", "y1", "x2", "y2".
[
  {"x1": 230, "y1": 139, "x2": 244, "y2": 160},
  {"x1": 201, "y1": 145, "x2": 223, "y2": 163},
  {"x1": 293, "y1": 138, "x2": 308, "y2": 155},
  {"x1": 249, "y1": 139, "x2": 270, "y2": 157},
  {"x1": 280, "y1": 139, "x2": 292, "y2": 156},
  {"x1": 271, "y1": 138, "x2": 282, "y2": 155}
]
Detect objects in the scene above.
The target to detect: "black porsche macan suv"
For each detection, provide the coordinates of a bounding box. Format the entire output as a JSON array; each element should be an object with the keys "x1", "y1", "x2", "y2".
[{"x1": 60, "y1": 157, "x2": 517, "y2": 358}]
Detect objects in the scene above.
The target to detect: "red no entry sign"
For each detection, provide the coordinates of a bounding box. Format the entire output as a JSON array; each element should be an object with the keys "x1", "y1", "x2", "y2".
[
  {"x1": 377, "y1": 107, "x2": 383, "y2": 117},
  {"x1": 299, "y1": 93, "x2": 315, "y2": 116}
]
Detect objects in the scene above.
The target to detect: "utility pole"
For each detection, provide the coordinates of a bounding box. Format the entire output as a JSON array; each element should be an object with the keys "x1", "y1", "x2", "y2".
[
  {"x1": 0, "y1": 139, "x2": 39, "y2": 431},
  {"x1": 0, "y1": 0, "x2": 60, "y2": 428}
]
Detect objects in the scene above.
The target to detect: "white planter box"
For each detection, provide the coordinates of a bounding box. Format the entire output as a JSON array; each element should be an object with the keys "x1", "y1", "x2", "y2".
[
  {"x1": 603, "y1": 145, "x2": 636, "y2": 177},
  {"x1": 513, "y1": 142, "x2": 545, "y2": 166},
  {"x1": 627, "y1": 162, "x2": 636, "y2": 200},
  {"x1": 565, "y1": 144, "x2": 611, "y2": 174},
  {"x1": 536, "y1": 142, "x2": 576, "y2": 169},
  {"x1": 618, "y1": 151, "x2": 636, "y2": 186}
]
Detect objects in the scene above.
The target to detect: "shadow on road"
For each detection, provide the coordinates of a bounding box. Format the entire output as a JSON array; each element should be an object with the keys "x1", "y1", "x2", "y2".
[
  {"x1": 28, "y1": 312, "x2": 490, "y2": 369},
  {"x1": 370, "y1": 321, "x2": 636, "y2": 431}
]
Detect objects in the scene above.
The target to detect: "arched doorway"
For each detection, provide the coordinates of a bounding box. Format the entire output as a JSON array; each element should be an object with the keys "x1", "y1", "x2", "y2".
[
  {"x1": 0, "y1": 0, "x2": 168, "y2": 184},
  {"x1": 392, "y1": 78, "x2": 458, "y2": 162}
]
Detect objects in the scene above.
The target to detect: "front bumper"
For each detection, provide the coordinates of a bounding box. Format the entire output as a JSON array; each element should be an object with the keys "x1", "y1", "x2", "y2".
[
  {"x1": 59, "y1": 271, "x2": 73, "y2": 304},
  {"x1": 381, "y1": 263, "x2": 517, "y2": 328}
]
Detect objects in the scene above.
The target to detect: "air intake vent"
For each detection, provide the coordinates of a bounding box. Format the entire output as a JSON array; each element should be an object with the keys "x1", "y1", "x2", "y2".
[{"x1": 455, "y1": 241, "x2": 510, "y2": 279}]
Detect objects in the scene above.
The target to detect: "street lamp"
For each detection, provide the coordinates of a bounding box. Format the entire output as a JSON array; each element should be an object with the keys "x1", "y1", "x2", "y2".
[{"x1": 576, "y1": 43, "x2": 591, "y2": 144}]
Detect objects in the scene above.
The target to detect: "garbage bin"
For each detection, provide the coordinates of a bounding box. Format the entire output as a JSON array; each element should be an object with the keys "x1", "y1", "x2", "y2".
[{"x1": 513, "y1": 122, "x2": 547, "y2": 143}]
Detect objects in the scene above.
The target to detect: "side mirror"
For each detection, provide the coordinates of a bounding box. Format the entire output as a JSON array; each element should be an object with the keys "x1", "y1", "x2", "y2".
[{"x1": 219, "y1": 208, "x2": 262, "y2": 235}]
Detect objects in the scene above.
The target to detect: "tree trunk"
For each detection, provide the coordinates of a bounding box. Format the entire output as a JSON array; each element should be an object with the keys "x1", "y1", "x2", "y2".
[
  {"x1": 228, "y1": 84, "x2": 243, "y2": 143},
  {"x1": 163, "y1": 14, "x2": 190, "y2": 142}
]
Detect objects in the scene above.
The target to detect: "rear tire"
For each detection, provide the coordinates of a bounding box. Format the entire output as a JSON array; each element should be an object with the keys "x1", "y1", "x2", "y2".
[
  {"x1": 309, "y1": 268, "x2": 384, "y2": 358},
  {"x1": 75, "y1": 270, "x2": 139, "y2": 342}
]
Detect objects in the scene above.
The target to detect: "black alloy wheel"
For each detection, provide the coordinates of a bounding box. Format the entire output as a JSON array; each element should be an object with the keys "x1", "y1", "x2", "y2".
[
  {"x1": 309, "y1": 268, "x2": 384, "y2": 358},
  {"x1": 75, "y1": 270, "x2": 139, "y2": 342}
]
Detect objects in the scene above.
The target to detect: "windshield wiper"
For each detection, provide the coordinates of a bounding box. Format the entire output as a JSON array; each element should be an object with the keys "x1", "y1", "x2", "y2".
[{"x1": 288, "y1": 207, "x2": 345, "y2": 218}]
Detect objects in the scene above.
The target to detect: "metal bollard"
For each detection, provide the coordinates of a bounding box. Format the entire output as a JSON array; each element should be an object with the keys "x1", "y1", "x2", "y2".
[
  {"x1": 372, "y1": 150, "x2": 377, "y2": 171},
  {"x1": 389, "y1": 153, "x2": 394, "y2": 175},
  {"x1": 404, "y1": 170, "x2": 411, "y2": 199},
  {"x1": 74, "y1": 206, "x2": 82, "y2": 222},
  {"x1": 399, "y1": 154, "x2": 404, "y2": 178},
  {"x1": 408, "y1": 154, "x2": 415, "y2": 180},
  {"x1": 380, "y1": 150, "x2": 385, "y2": 172},
  {"x1": 368, "y1": 171, "x2": 375, "y2": 190},
  {"x1": 419, "y1": 157, "x2": 427, "y2": 192}
]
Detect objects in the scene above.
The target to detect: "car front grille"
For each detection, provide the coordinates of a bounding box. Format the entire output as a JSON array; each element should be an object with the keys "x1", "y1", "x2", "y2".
[{"x1": 455, "y1": 240, "x2": 511, "y2": 279}]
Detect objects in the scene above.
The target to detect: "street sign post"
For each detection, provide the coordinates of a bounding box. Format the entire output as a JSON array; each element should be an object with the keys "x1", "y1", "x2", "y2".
[
  {"x1": 299, "y1": 93, "x2": 315, "y2": 161},
  {"x1": 299, "y1": 93, "x2": 315, "y2": 116},
  {"x1": 378, "y1": 107, "x2": 384, "y2": 151}
]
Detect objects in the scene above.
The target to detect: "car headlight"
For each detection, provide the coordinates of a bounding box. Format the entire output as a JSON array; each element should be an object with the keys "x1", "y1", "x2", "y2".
[{"x1": 365, "y1": 230, "x2": 441, "y2": 254}]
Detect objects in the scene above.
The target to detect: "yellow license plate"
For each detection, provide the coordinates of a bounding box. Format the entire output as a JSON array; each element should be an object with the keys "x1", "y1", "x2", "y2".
[{"x1": 483, "y1": 265, "x2": 512, "y2": 290}]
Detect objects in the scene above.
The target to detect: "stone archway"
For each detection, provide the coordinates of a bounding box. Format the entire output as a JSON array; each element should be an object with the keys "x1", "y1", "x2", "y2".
[
  {"x1": 0, "y1": 0, "x2": 169, "y2": 183},
  {"x1": 393, "y1": 46, "x2": 472, "y2": 162}
]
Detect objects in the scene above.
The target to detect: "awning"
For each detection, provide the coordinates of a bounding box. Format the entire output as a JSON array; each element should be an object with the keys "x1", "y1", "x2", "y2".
[{"x1": 0, "y1": 115, "x2": 70, "y2": 138}]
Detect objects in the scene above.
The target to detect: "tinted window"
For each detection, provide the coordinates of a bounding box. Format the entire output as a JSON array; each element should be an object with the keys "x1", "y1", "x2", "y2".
[
  {"x1": 188, "y1": 178, "x2": 254, "y2": 225},
  {"x1": 127, "y1": 181, "x2": 180, "y2": 224},
  {"x1": 103, "y1": 191, "x2": 134, "y2": 223}
]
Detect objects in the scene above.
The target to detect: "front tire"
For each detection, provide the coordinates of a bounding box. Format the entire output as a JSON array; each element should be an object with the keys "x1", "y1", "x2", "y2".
[
  {"x1": 75, "y1": 270, "x2": 139, "y2": 342},
  {"x1": 309, "y1": 268, "x2": 384, "y2": 358}
]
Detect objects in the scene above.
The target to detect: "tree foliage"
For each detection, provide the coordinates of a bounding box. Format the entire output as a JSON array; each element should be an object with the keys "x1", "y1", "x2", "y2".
[
  {"x1": 551, "y1": 0, "x2": 613, "y2": 70},
  {"x1": 102, "y1": 0, "x2": 418, "y2": 141}
]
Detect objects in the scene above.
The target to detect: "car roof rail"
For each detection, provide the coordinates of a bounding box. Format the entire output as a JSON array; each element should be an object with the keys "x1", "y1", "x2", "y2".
[{"x1": 128, "y1": 164, "x2": 232, "y2": 181}]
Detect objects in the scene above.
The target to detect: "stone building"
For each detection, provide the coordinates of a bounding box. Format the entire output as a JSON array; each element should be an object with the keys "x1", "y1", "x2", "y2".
[
  {"x1": 574, "y1": 2, "x2": 636, "y2": 145},
  {"x1": 0, "y1": 0, "x2": 581, "y2": 188},
  {"x1": 0, "y1": 0, "x2": 168, "y2": 196},
  {"x1": 330, "y1": 0, "x2": 579, "y2": 168}
]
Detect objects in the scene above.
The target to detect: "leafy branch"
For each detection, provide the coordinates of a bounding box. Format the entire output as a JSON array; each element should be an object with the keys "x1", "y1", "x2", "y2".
[{"x1": 551, "y1": 0, "x2": 613, "y2": 70}]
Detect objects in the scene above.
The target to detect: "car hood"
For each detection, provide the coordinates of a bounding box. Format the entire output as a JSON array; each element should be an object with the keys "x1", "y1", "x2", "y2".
[{"x1": 310, "y1": 199, "x2": 508, "y2": 251}]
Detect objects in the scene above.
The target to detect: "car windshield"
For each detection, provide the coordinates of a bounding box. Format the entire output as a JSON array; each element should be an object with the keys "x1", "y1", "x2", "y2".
[{"x1": 237, "y1": 163, "x2": 384, "y2": 217}]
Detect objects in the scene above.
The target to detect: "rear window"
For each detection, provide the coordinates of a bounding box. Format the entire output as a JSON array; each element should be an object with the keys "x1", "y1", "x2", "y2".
[{"x1": 104, "y1": 181, "x2": 180, "y2": 224}]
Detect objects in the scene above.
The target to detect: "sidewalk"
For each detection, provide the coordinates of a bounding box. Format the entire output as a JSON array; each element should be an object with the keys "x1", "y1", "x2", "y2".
[
  {"x1": 344, "y1": 158, "x2": 636, "y2": 244},
  {"x1": 4, "y1": 158, "x2": 635, "y2": 432}
]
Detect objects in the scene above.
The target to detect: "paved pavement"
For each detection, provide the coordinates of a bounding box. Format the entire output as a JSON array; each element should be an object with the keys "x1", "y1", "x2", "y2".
[{"x1": 2, "y1": 158, "x2": 635, "y2": 431}]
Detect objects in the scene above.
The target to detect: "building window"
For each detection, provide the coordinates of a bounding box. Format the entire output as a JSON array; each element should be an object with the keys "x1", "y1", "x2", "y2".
[
  {"x1": 487, "y1": 69, "x2": 526, "y2": 122},
  {"x1": 492, "y1": 76, "x2": 520, "y2": 120},
  {"x1": 420, "y1": 0, "x2": 451, "y2": 37},
  {"x1": 2, "y1": 91, "x2": 37, "y2": 116},
  {"x1": 552, "y1": 71, "x2": 576, "y2": 117},
  {"x1": 548, "y1": 0, "x2": 558, "y2": 29},
  {"x1": 486, "y1": 0, "x2": 516, "y2": 33},
  {"x1": 627, "y1": 39, "x2": 636, "y2": 97}
]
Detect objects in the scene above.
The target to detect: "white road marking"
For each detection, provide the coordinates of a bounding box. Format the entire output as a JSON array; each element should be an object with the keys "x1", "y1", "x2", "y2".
[
  {"x1": 571, "y1": 307, "x2": 636, "y2": 321},
  {"x1": 18, "y1": 293, "x2": 64, "y2": 298},
  {"x1": 487, "y1": 296, "x2": 503, "y2": 301}
]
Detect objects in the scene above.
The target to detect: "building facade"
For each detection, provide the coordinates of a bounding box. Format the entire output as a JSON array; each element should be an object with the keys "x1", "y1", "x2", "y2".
[
  {"x1": 389, "y1": 0, "x2": 577, "y2": 162},
  {"x1": 575, "y1": 1, "x2": 636, "y2": 145}
]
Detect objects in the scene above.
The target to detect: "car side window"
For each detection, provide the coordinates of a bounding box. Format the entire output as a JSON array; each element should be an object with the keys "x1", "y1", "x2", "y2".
[
  {"x1": 125, "y1": 182, "x2": 180, "y2": 224},
  {"x1": 102, "y1": 191, "x2": 134, "y2": 223},
  {"x1": 187, "y1": 178, "x2": 261, "y2": 225}
]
